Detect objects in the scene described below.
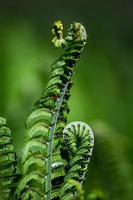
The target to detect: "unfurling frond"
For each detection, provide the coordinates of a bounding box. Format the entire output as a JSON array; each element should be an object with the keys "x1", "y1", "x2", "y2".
[{"x1": 60, "y1": 122, "x2": 94, "y2": 200}]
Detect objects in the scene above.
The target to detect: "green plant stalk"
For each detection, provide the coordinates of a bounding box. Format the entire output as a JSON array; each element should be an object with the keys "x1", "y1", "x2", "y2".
[{"x1": 46, "y1": 83, "x2": 68, "y2": 199}]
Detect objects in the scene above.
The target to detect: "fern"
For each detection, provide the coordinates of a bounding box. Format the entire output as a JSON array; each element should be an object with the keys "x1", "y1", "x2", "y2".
[
  {"x1": 0, "y1": 19, "x2": 132, "y2": 200},
  {"x1": 0, "y1": 117, "x2": 17, "y2": 199},
  {"x1": 60, "y1": 122, "x2": 94, "y2": 200},
  {"x1": 14, "y1": 20, "x2": 94, "y2": 200}
]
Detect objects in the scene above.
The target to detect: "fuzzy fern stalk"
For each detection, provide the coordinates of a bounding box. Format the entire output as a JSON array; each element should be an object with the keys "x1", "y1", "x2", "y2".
[
  {"x1": 15, "y1": 20, "x2": 94, "y2": 200},
  {"x1": 0, "y1": 117, "x2": 17, "y2": 200}
]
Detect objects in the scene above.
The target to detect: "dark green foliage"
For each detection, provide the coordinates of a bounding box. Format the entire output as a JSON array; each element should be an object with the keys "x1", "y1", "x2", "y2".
[
  {"x1": 0, "y1": 117, "x2": 17, "y2": 199},
  {"x1": 87, "y1": 189, "x2": 108, "y2": 200},
  {"x1": 85, "y1": 121, "x2": 133, "y2": 200}
]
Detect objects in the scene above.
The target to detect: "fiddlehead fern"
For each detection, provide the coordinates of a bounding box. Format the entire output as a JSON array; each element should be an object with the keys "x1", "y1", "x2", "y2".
[
  {"x1": 0, "y1": 117, "x2": 17, "y2": 199},
  {"x1": 60, "y1": 122, "x2": 94, "y2": 200},
  {"x1": 16, "y1": 20, "x2": 94, "y2": 200}
]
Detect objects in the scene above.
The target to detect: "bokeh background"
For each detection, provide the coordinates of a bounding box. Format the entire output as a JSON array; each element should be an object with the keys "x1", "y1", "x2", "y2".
[{"x1": 0, "y1": 0, "x2": 133, "y2": 199}]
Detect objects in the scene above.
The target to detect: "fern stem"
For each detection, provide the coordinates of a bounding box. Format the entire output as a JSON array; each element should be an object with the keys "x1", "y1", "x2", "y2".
[{"x1": 46, "y1": 83, "x2": 68, "y2": 200}]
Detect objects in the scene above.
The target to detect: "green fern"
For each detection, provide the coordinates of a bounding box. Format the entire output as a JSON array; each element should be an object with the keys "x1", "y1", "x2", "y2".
[
  {"x1": 11, "y1": 20, "x2": 94, "y2": 200},
  {"x1": 0, "y1": 19, "x2": 132, "y2": 200},
  {"x1": 60, "y1": 122, "x2": 94, "y2": 200},
  {"x1": 0, "y1": 117, "x2": 17, "y2": 199}
]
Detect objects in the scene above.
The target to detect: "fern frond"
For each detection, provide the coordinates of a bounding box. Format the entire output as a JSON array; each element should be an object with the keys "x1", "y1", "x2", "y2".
[
  {"x1": 16, "y1": 20, "x2": 89, "y2": 200},
  {"x1": 0, "y1": 117, "x2": 17, "y2": 199},
  {"x1": 60, "y1": 121, "x2": 94, "y2": 199}
]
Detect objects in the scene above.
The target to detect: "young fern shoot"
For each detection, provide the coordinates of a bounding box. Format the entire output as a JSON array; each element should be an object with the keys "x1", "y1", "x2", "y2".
[
  {"x1": 60, "y1": 122, "x2": 94, "y2": 200},
  {"x1": 16, "y1": 20, "x2": 94, "y2": 200}
]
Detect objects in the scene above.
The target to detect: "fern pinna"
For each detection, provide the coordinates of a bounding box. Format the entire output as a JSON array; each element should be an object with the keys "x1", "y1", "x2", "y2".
[{"x1": 15, "y1": 21, "x2": 94, "y2": 200}]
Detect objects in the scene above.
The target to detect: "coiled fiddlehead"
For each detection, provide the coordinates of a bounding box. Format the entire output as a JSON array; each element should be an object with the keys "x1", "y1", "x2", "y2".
[
  {"x1": 16, "y1": 21, "x2": 94, "y2": 200},
  {"x1": 0, "y1": 117, "x2": 17, "y2": 199},
  {"x1": 60, "y1": 122, "x2": 94, "y2": 200}
]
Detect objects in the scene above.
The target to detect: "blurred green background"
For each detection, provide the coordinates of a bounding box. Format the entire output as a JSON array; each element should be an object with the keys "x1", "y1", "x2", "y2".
[{"x1": 0, "y1": 0, "x2": 133, "y2": 199}]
